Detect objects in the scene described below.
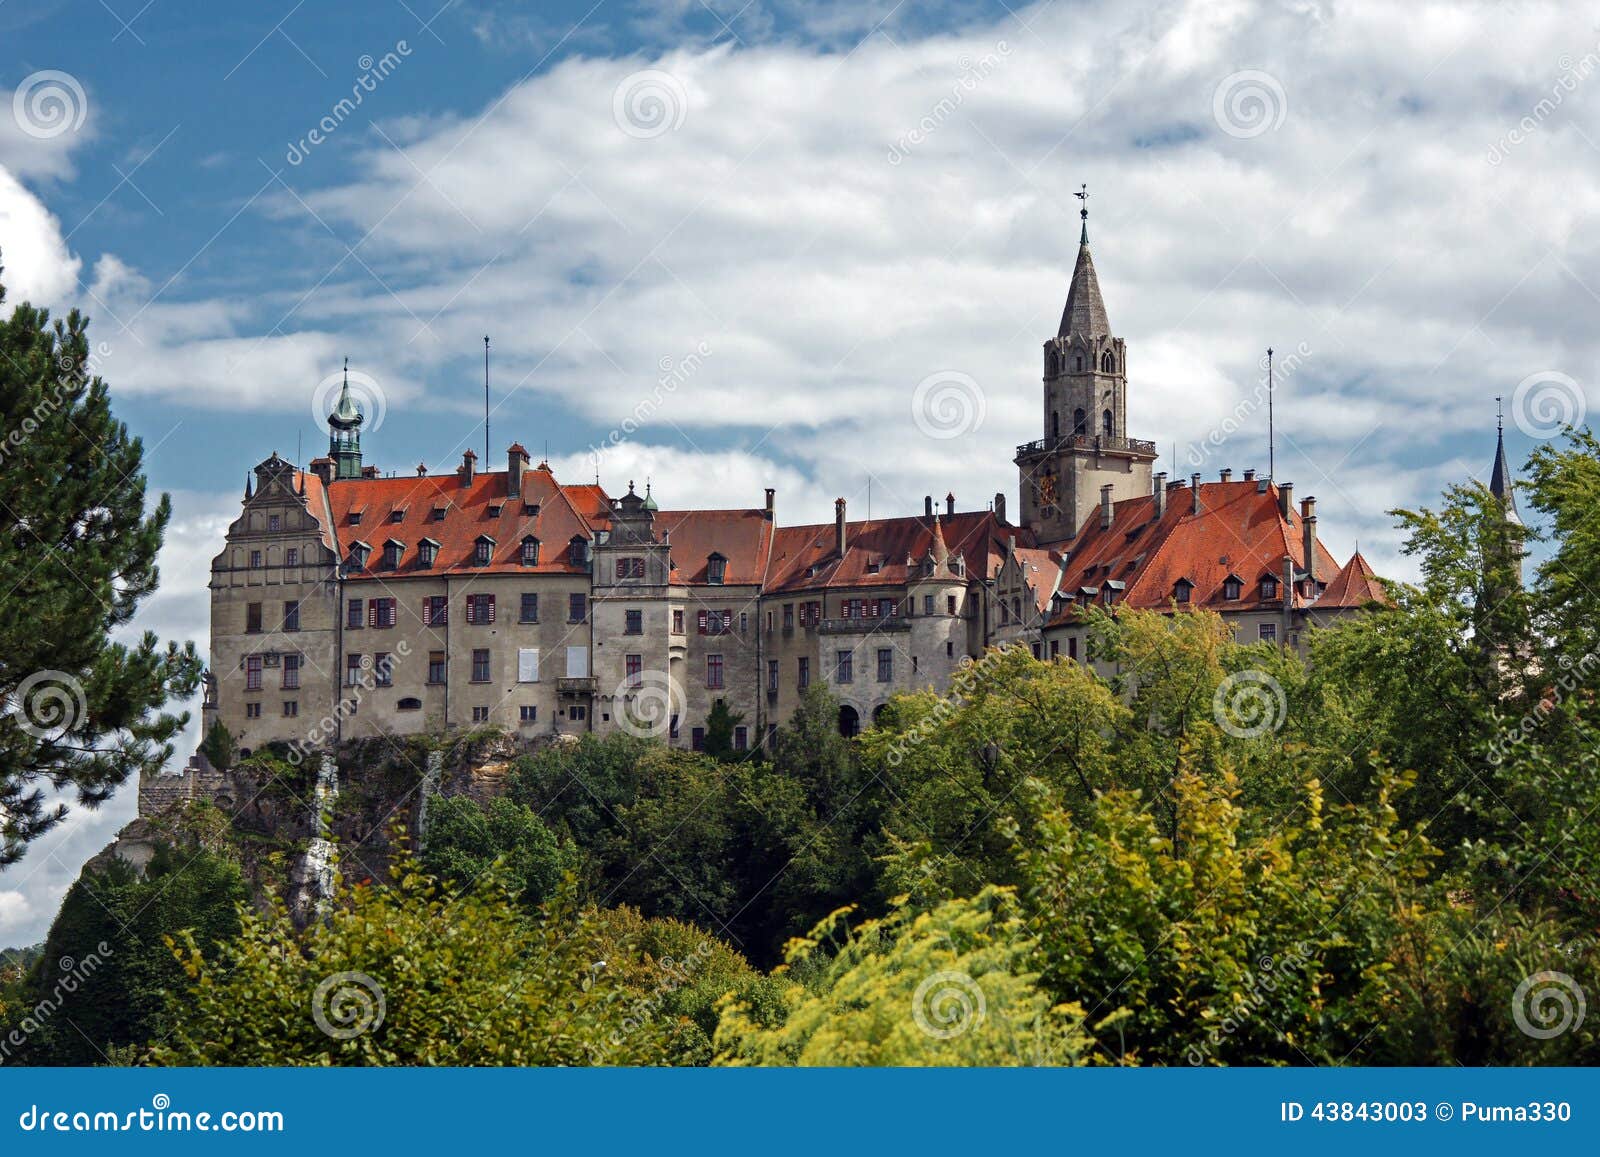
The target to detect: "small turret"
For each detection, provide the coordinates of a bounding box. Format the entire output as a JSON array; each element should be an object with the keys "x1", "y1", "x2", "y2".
[{"x1": 327, "y1": 358, "x2": 365, "y2": 481}]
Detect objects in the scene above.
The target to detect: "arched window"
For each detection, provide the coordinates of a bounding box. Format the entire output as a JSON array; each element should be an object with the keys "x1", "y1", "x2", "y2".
[
  {"x1": 1073, "y1": 408, "x2": 1086, "y2": 437},
  {"x1": 1102, "y1": 409, "x2": 1114, "y2": 438},
  {"x1": 1075, "y1": 355, "x2": 1084, "y2": 372},
  {"x1": 1052, "y1": 411, "x2": 1060, "y2": 438},
  {"x1": 1101, "y1": 350, "x2": 1115, "y2": 373},
  {"x1": 838, "y1": 704, "x2": 861, "y2": 738},
  {"x1": 397, "y1": 697, "x2": 422, "y2": 711}
]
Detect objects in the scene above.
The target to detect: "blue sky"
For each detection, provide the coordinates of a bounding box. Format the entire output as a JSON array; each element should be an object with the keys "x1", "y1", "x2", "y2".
[{"x1": 3, "y1": 0, "x2": 1597, "y2": 940}]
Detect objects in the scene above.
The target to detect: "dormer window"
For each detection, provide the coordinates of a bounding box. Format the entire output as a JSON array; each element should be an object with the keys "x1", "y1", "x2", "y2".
[
  {"x1": 383, "y1": 540, "x2": 404, "y2": 569},
  {"x1": 418, "y1": 538, "x2": 439, "y2": 568},
  {"x1": 431, "y1": 504, "x2": 449, "y2": 522},
  {"x1": 488, "y1": 503, "x2": 503, "y2": 517},
  {"x1": 1260, "y1": 576, "x2": 1279, "y2": 600},
  {"x1": 1222, "y1": 576, "x2": 1242, "y2": 601},
  {"x1": 707, "y1": 553, "x2": 727, "y2": 585},
  {"x1": 1173, "y1": 579, "x2": 1192, "y2": 604},
  {"x1": 568, "y1": 536, "x2": 587, "y2": 567},
  {"x1": 389, "y1": 507, "x2": 406, "y2": 523},
  {"x1": 474, "y1": 535, "x2": 495, "y2": 567},
  {"x1": 349, "y1": 542, "x2": 371, "y2": 569},
  {"x1": 521, "y1": 536, "x2": 540, "y2": 566},
  {"x1": 348, "y1": 510, "x2": 363, "y2": 526},
  {"x1": 523, "y1": 501, "x2": 540, "y2": 516},
  {"x1": 866, "y1": 559, "x2": 880, "y2": 574}
]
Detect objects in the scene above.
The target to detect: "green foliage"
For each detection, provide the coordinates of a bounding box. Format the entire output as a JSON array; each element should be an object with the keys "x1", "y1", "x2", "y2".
[
  {"x1": 714, "y1": 887, "x2": 1093, "y2": 1066},
  {"x1": 200, "y1": 719, "x2": 236, "y2": 772},
  {"x1": 702, "y1": 699, "x2": 744, "y2": 762},
  {"x1": 0, "y1": 270, "x2": 203, "y2": 863},
  {"x1": 154, "y1": 853, "x2": 675, "y2": 1066},
  {"x1": 11, "y1": 843, "x2": 245, "y2": 1064},
  {"x1": 420, "y1": 794, "x2": 573, "y2": 910}
]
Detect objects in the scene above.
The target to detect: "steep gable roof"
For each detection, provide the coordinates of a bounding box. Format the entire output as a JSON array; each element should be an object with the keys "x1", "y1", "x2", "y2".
[{"x1": 1317, "y1": 550, "x2": 1388, "y2": 609}]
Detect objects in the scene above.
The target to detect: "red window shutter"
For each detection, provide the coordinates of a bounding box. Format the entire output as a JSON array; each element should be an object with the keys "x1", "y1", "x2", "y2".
[
  {"x1": 466, "y1": 597, "x2": 476, "y2": 624},
  {"x1": 368, "y1": 601, "x2": 377, "y2": 627},
  {"x1": 422, "y1": 598, "x2": 432, "y2": 626},
  {"x1": 486, "y1": 595, "x2": 496, "y2": 623},
  {"x1": 698, "y1": 609, "x2": 708, "y2": 634}
]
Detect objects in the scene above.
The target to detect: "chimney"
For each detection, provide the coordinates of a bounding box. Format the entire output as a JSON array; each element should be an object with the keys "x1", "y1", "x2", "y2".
[
  {"x1": 416, "y1": 461, "x2": 427, "y2": 478},
  {"x1": 925, "y1": 495, "x2": 934, "y2": 518},
  {"x1": 1301, "y1": 496, "x2": 1318, "y2": 583},
  {"x1": 994, "y1": 491, "x2": 1007, "y2": 524},
  {"x1": 1191, "y1": 472, "x2": 1202, "y2": 515},
  {"x1": 1282, "y1": 555, "x2": 1295, "y2": 642},
  {"x1": 1100, "y1": 484, "x2": 1114, "y2": 530},
  {"x1": 507, "y1": 444, "x2": 529, "y2": 498},
  {"x1": 1243, "y1": 468, "x2": 1256, "y2": 482},
  {"x1": 835, "y1": 497, "x2": 848, "y2": 557},
  {"x1": 1153, "y1": 472, "x2": 1168, "y2": 518},
  {"x1": 1278, "y1": 481, "x2": 1293, "y2": 519},
  {"x1": 459, "y1": 448, "x2": 477, "y2": 488},
  {"x1": 764, "y1": 488, "x2": 775, "y2": 520},
  {"x1": 946, "y1": 492, "x2": 956, "y2": 517},
  {"x1": 1219, "y1": 468, "x2": 1232, "y2": 482}
]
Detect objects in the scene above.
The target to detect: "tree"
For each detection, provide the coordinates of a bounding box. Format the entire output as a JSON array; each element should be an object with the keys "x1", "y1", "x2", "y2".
[
  {"x1": 154, "y1": 853, "x2": 675, "y2": 1066},
  {"x1": 420, "y1": 794, "x2": 573, "y2": 910},
  {"x1": 0, "y1": 270, "x2": 201, "y2": 864},
  {"x1": 703, "y1": 699, "x2": 744, "y2": 762},
  {"x1": 199, "y1": 719, "x2": 236, "y2": 772},
  {"x1": 714, "y1": 886, "x2": 1094, "y2": 1066}
]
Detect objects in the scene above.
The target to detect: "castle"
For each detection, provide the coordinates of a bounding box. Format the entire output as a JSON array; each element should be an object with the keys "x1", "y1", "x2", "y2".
[{"x1": 202, "y1": 208, "x2": 1398, "y2": 757}]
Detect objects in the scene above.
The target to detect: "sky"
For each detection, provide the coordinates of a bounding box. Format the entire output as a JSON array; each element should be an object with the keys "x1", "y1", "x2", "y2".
[{"x1": 2, "y1": 0, "x2": 1597, "y2": 944}]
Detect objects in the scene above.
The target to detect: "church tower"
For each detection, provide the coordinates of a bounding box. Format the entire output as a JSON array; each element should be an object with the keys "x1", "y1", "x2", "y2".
[
  {"x1": 327, "y1": 359, "x2": 364, "y2": 481},
  {"x1": 1015, "y1": 188, "x2": 1156, "y2": 543}
]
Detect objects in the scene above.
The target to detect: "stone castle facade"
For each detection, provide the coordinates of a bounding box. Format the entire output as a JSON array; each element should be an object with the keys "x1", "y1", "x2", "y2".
[{"x1": 202, "y1": 215, "x2": 1396, "y2": 757}]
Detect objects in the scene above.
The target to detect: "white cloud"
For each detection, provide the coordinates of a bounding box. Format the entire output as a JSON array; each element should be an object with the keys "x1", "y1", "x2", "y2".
[
  {"x1": 0, "y1": 165, "x2": 81, "y2": 305},
  {"x1": 0, "y1": 890, "x2": 32, "y2": 936}
]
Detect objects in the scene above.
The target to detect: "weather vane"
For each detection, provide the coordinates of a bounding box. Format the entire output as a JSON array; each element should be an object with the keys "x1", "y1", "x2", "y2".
[{"x1": 1074, "y1": 183, "x2": 1089, "y2": 242}]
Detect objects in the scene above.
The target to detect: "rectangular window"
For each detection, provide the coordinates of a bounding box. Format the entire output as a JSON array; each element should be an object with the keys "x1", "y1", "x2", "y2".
[
  {"x1": 374, "y1": 652, "x2": 393, "y2": 686},
  {"x1": 734, "y1": 726, "x2": 748, "y2": 751},
  {"x1": 1068, "y1": 637, "x2": 1078, "y2": 660},
  {"x1": 672, "y1": 609, "x2": 685, "y2": 634},
  {"x1": 466, "y1": 594, "x2": 496, "y2": 624},
  {"x1": 570, "y1": 705, "x2": 587, "y2": 721},
  {"x1": 1050, "y1": 639, "x2": 1060, "y2": 659},
  {"x1": 282, "y1": 653, "x2": 301, "y2": 690},
  {"x1": 739, "y1": 612, "x2": 748, "y2": 633},
  {"x1": 245, "y1": 654, "x2": 263, "y2": 690},
  {"x1": 471, "y1": 649, "x2": 491, "y2": 682},
  {"x1": 520, "y1": 593, "x2": 539, "y2": 622},
  {"x1": 706, "y1": 654, "x2": 724, "y2": 689},
  {"x1": 472, "y1": 706, "x2": 490, "y2": 723},
  {"x1": 245, "y1": 702, "x2": 261, "y2": 718},
  {"x1": 798, "y1": 657, "x2": 810, "y2": 689},
  {"x1": 625, "y1": 609, "x2": 643, "y2": 635},
  {"x1": 876, "y1": 598, "x2": 894, "y2": 618},
  {"x1": 616, "y1": 557, "x2": 645, "y2": 580},
  {"x1": 474, "y1": 540, "x2": 492, "y2": 566},
  {"x1": 249, "y1": 550, "x2": 262, "y2": 568},
  {"x1": 282, "y1": 700, "x2": 297, "y2": 717},
  {"x1": 670, "y1": 714, "x2": 680, "y2": 740},
  {"x1": 423, "y1": 595, "x2": 447, "y2": 626},
  {"x1": 520, "y1": 705, "x2": 538, "y2": 723},
  {"x1": 767, "y1": 659, "x2": 779, "y2": 693},
  {"x1": 946, "y1": 641, "x2": 954, "y2": 656},
  {"x1": 566, "y1": 646, "x2": 589, "y2": 677},
  {"x1": 246, "y1": 603, "x2": 262, "y2": 634},
  {"x1": 923, "y1": 594, "x2": 934, "y2": 615},
  {"x1": 268, "y1": 514, "x2": 281, "y2": 532},
  {"x1": 835, "y1": 650, "x2": 853, "y2": 684},
  {"x1": 691, "y1": 727, "x2": 706, "y2": 752},
  {"x1": 947, "y1": 594, "x2": 958, "y2": 616},
  {"x1": 428, "y1": 651, "x2": 446, "y2": 684},
  {"x1": 1259, "y1": 623, "x2": 1278, "y2": 642},
  {"x1": 877, "y1": 648, "x2": 893, "y2": 682},
  {"x1": 347, "y1": 599, "x2": 363, "y2": 629},
  {"x1": 625, "y1": 653, "x2": 643, "y2": 687},
  {"x1": 569, "y1": 593, "x2": 586, "y2": 623},
  {"x1": 282, "y1": 600, "x2": 300, "y2": 632},
  {"x1": 783, "y1": 604, "x2": 794, "y2": 630},
  {"x1": 346, "y1": 653, "x2": 363, "y2": 686},
  {"x1": 1032, "y1": 643, "x2": 1042, "y2": 659},
  {"x1": 286, "y1": 547, "x2": 299, "y2": 567},
  {"x1": 368, "y1": 597, "x2": 396, "y2": 628},
  {"x1": 517, "y1": 647, "x2": 540, "y2": 683}
]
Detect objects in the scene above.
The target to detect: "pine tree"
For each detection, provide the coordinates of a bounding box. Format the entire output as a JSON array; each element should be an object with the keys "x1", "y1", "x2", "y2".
[{"x1": 0, "y1": 267, "x2": 201, "y2": 864}]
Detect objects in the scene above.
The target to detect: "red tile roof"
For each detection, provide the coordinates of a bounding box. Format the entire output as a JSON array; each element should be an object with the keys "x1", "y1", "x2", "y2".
[
  {"x1": 1010, "y1": 545, "x2": 1065, "y2": 612},
  {"x1": 315, "y1": 466, "x2": 609, "y2": 578},
  {"x1": 1316, "y1": 550, "x2": 1388, "y2": 608},
  {"x1": 654, "y1": 508, "x2": 774, "y2": 586},
  {"x1": 1045, "y1": 480, "x2": 1341, "y2": 626},
  {"x1": 763, "y1": 510, "x2": 1021, "y2": 593}
]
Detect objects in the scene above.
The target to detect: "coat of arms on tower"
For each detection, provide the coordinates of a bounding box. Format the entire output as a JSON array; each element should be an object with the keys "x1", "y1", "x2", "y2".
[{"x1": 1037, "y1": 471, "x2": 1057, "y2": 514}]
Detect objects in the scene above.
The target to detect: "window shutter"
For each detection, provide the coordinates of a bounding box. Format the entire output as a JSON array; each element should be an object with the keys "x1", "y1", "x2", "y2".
[
  {"x1": 422, "y1": 598, "x2": 432, "y2": 626},
  {"x1": 368, "y1": 601, "x2": 377, "y2": 627},
  {"x1": 517, "y1": 647, "x2": 540, "y2": 682},
  {"x1": 486, "y1": 594, "x2": 496, "y2": 623},
  {"x1": 698, "y1": 609, "x2": 708, "y2": 634},
  {"x1": 566, "y1": 646, "x2": 589, "y2": 677}
]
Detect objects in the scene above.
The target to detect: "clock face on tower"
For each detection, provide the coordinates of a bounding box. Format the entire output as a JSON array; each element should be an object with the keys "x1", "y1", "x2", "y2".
[{"x1": 1038, "y1": 471, "x2": 1057, "y2": 514}]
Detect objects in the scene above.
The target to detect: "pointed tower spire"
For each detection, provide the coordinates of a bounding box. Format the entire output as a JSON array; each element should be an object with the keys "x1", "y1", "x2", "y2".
[
  {"x1": 1059, "y1": 186, "x2": 1110, "y2": 338},
  {"x1": 244, "y1": 473, "x2": 253, "y2": 501},
  {"x1": 1489, "y1": 396, "x2": 1520, "y2": 525}
]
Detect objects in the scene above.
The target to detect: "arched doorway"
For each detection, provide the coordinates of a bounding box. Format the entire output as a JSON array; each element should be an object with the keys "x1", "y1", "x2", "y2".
[
  {"x1": 871, "y1": 703, "x2": 889, "y2": 727},
  {"x1": 838, "y1": 704, "x2": 861, "y2": 738}
]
